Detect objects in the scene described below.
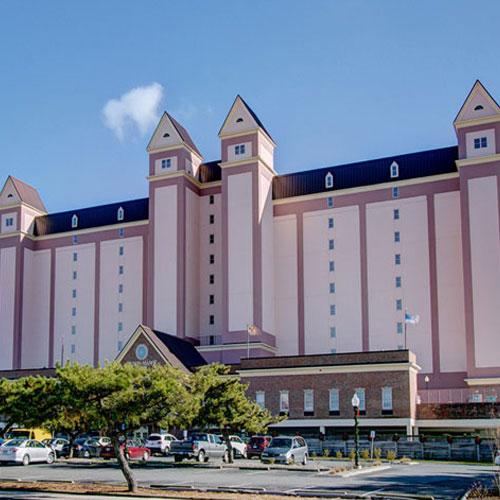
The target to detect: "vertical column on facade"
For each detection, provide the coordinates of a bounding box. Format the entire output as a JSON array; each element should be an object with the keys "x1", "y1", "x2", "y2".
[
  {"x1": 296, "y1": 211, "x2": 305, "y2": 355},
  {"x1": 359, "y1": 202, "x2": 369, "y2": 352},
  {"x1": 12, "y1": 242, "x2": 24, "y2": 368},
  {"x1": 93, "y1": 241, "x2": 101, "y2": 366}
]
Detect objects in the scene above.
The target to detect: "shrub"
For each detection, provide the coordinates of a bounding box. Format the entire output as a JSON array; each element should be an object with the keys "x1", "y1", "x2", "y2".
[
  {"x1": 374, "y1": 448, "x2": 382, "y2": 459},
  {"x1": 335, "y1": 450, "x2": 343, "y2": 459},
  {"x1": 386, "y1": 449, "x2": 396, "y2": 461},
  {"x1": 348, "y1": 449, "x2": 356, "y2": 461},
  {"x1": 311, "y1": 451, "x2": 317, "y2": 458},
  {"x1": 322, "y1": 448, "x2": 330, "y2": 457},
  {"x1": 360, "y1": 449, "x2": 370, "y2": 460}
]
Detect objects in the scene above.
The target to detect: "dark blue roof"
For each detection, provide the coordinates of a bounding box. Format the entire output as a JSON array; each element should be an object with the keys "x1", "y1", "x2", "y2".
[
  {"x1": 34, "y1": 198, "x2": 148, "y2": 236},
  {"x1": 272, "y1": 146, "x2": 458, "y2": 200}
]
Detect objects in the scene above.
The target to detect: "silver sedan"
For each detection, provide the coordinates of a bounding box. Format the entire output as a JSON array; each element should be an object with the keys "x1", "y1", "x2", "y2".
[{"x1": 0, "y1": 438, "x2": 56, "y2": 465}]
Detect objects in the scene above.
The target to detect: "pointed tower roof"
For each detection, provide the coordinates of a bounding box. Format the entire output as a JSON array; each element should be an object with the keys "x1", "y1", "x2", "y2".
[
  {"x1": 0, "y1": 176, "x2": 46, "y2": 212},
  {"x1": 219, "y1": 95, "x2": 275, "y2": 144},
  {"x1": 454, "y1": 80, "x2": 500, "y2": 124},
  {"x1": 147, "y1": 111, "x2": 202, "y2": 157}
]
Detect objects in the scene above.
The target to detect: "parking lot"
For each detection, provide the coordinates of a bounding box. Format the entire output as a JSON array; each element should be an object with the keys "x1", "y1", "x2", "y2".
[{"x1": 0, "y1": 457, "x2": 496, "y2": 499}]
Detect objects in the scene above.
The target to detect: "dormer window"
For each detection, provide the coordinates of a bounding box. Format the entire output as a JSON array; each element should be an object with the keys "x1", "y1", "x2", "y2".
[
  {"x1": 117, "y1": 206, "x2": 124, "y2": 221},
  {"x1": 71, "y1": 214, "x2": 78, "y2": 229},
  {"x1": 474, "y1": 105, "x2": 484, "y2": 111},
  {"x1": 235, "y1": 144, "x2": 246, "y2": 155},
  {"x1": 161, "y1": 158, "x2": 171, "y2": 169},
  {"x1": 325, "y1": 172, "x2": 333, "y2": 189},
  {"x1": 474, "y1": 137, "x2": 488, "y2": 149},
  {"x1": 390, "y1": 161, "x2": 399, "y2": 179},
  {"x1": 236, "y1": 117, "x2": 244, "y2": 123}
]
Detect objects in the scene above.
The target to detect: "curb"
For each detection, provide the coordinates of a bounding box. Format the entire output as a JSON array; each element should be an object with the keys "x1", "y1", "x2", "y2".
[{"x1": 339, "y1": 465, "x2": 391, "y2": 478}]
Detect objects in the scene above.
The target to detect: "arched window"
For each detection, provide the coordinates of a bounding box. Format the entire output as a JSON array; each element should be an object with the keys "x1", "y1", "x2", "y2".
[
  {"x1": 325, "y1": 172, "x2": 334, "y2": 189},
  {"x1": 117, "y1": 206, "x2": 124, "y2": 221},
  {"x1": 390, "y1": 161, "x2": 399, "y2": 179},
  {"x1": 71, "y1": 214, "x2": 78, "y2": 229},
  {"x1": 474, "y1": 105, "x2": 484, "y2": 111},
  {"x1": 236, "y1": 117, "x2": 244, "y2": 123}
]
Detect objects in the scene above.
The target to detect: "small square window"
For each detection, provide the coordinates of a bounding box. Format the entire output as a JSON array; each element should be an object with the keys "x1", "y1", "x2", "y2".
[
  {"x1": 209, "y1": 234, "x2": 215, "y2": 244},
  {"x1": 118, "y1": 322, "x2": 123, "y2": 332},
  {"x1": 72, "y1": 307, "x2": 77, "y2": 317},
  {"x1": 209, "y1": 294, "x2": 215, "y2": 305},
  {"x1": 329, "y1": 260, "x2": 335, "y2": 272},
  {"x1": 328, "y1": 217, "x2": 334, "y2": 229},
  {"x1": 330, "y1": 304, "x2": 336, "y2": 316},
  {"x1": 397, "y1": 322, "x2": 403, "y2": 334},
  {"x1": 209, "y1": 214, "x2": 215, "y2": 224},
  {"x1": 327, "y1": 196, "x2": 334, "y2": 208},
  {"x1": 5, "y1": 217, "x2": 14, "y2": 227},
  {"x1": 481, "y1": 137, "x2": 487, "y2": 148},
  {"x1": 209, "y1": 254, "x2": 215, "y2": 265},
  {"x1": 119, "y1": 265, "x2": 124, "y2": 275},
  {"x1": 330, "y1": 348, "x2": 337, "y2": 354},
  {"x1": 73, "y1": 271, "x2": 77, "y2": 280},
  {"x1": 72, "y1": 235, "x2": 78, "y2": 245},
  {"x1": 396, "y1": 299, "x2": 402, "y2": 311},
  {"x1": 235, "y1": 144, "x2": 246, "y2": 155},
  {"x1": 73, "y1": 252, "x2": 78, "y2": 262},
  {"x1": 392, "y1": 186, "x2": 399, "y2": 199},
  {"x1": 330, "y1": 326, "x2": 336, "y2": 338},
  {"x1": 328, "y1": 239, "x2": 335, "y2": 250},
  {"x1": 118, "y1": 284, "x2": 124, "y2": 294},
  {"x1": 209, "y1": 274, "x2": 214, "y2": 284},
  {"x1": 394, "y1": 231, "x2": 400, "y2": 243},
  {"x1": 474, "y1": 137, "x2": 488, "y2": 149},
  {"x1": 118, "y1": 302, "x2": 123, "y2": 313},
  {"x1": 161, "y1": 158, "x2": 171, "y2": 169},
  {"x1": 390, "y1": 162, "x2": 399, "y2": 179},
  {"x1": 256, "y1": 391, "x2": 265, "y2": 409},
  {"x1": 395, "y1": 276, "x2": 402, "y2": 288},
  {"x1": 72, "y1": 289, "x2": 77, "y2": 299},
  {"x1": 395, "y1": 253, "x2": 401, "y2": 265},
  {"x1": 119, "y1": 246, "x2": 124, "y2": 256},
  {"x1": 329, "y1": 282, "x2": 336, "y2": 294},
  {"x1": 118, "y1": 228, "x2": 125, "y2": 238},
  {"x1": 71, "y1": 344, "x2": 76, "y2": 354},
  {"x1": 209, "y1": 314, "x2": 215, "y2": 325},
  {"x1": 329, "y1": 388, "x2": 340, "y2": 413},
  {"x1": 71, "y1": 325, "x2": 76, "y2": 336},
  {"x1": 117, "y1": 341, "x2": 123, "y2": 352},
  {"x1": 209, "y1": 195, "x2": 214, "y2": 205},
  {"x1": 393, "y1": 209, "x2": 400, "y2": 220},
  {"x1": 398, "y1": 344, "x2": 404, "y2": 350}
]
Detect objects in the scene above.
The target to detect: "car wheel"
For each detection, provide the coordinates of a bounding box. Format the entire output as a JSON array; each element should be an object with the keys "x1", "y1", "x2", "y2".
[
  {"x1": 302, "y1": 454, "x2": 308, "y2": 466},
  {"x1": 143, "y1": 451, "x2": 149, "y2": 461},
  {"x1": 22, "y1": 454, "x2": 30, "y2": 466},
  {"x1": 47, "y1": 452, "x2": 55, "y2": 465},
  {"x1": 223, "y1": 451, "x2": 229, "y2": 463},
  {"x1": 197, "y1": 450, "x2": 205, "y2": 463}
]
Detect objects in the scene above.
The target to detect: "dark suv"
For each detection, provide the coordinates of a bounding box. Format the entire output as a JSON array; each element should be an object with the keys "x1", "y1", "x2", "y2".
[{"x1": 247, "y1": 435, "x2": 271, "y2": 459}]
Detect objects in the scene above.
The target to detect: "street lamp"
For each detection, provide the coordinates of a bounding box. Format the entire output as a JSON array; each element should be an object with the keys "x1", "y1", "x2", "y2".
[
  {"x1": 424, "y1": 375, "x2": 430, "y2": 390},
  {"x1": 351, "y1": 392, "x2": 361, "y2": 469}
]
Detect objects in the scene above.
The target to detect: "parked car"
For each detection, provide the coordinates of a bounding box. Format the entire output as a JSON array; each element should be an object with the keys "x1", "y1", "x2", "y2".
[
  {"x1": 247, "y1": 435, "x2": 272, "y2": 459},
  {"x1": 77, "y1": 438, "x2": 105, "y2": 458},
  {"x1": 218, "y1": 435, "x2": 247, "y2": 459},
  {"x1": 0, "y1": 439, "x2": 55, "y2": 465},
  {"x1": 170, "y1": 433, "x2": 228, "y2": 463},
  {"x1": 101, "y1": 440, "x2": 150, "y2": 461},
  {"x1": 42, "y1": 438, "x2": 71, "y2": 458},
  {"x1": 495, "y1": 450, "x2": 500, "y2": 465},
  {"x1": 260, "y1": 436, "x2": 309, "y2": 465},
  {"x1": 144, "y1": 433, "x2": 177, "y2": 456}
]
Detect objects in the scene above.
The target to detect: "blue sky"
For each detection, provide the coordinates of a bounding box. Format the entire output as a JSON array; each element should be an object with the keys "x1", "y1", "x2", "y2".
[{"x1": 1, "y1": 0, "x2": 499, "y2": 212}]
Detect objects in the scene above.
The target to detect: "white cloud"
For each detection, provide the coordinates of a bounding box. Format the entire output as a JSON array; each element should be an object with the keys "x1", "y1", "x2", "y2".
[{"x1": 103, "y1": 82, "x2": 164, "y2": 140}]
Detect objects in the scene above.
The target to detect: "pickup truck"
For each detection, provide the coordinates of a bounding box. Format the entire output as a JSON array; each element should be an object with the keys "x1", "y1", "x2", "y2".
[{"x1": 170, "y1": 433, "x2": 228, "y2": 463}]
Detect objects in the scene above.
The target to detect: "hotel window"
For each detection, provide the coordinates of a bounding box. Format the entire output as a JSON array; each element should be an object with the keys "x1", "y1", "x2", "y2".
[
  {"x1": 209, "y1": 274, "x2": 214, "y2": 284},
  {"x1": 119, "y1": 265, "x2": 124, "y2": 275},
  {"x1": 209, "y1": 234, "x2": 215, "y2": 244},
  {"x1": 327, "y1": 196, "x2": 334, "y2": 208},
  {"x1": 355, "y1": 388, "x2": 366, "y2": 414},
  {"x1": 382, "y1": 386, "x2": 393, "y2": 414},
  {"x1": 71, "y1": 344, "x2": 76, "y2": 354},
  {"x1": 235, "y1": 144, "x2": 246, "y2": 155},
  {"x1": 397, "y1": 322, "x2": 403, "y2": 334},
  {"x1": 329, "y1": 282, "x2": 336, "y2": 294},
  {"x1": 330, "y1": 326, "x2": 337, "y2": 338},
  {"x1": 71, "y1": 325, "x2": 76, "y2": 336},
  {"x1": 395, "y1": 253, "x2": 401, "y2": 265},
  {"x1": 118, "y1": 228, "x2": 125, "y2": 238},
  {"x1": 119, "y1": 245, "x2": 124, "y2": 256},
  {"x1": 209, "y1": 254, "x2": 215, "y2": 264},
  {"x1": 117, "y1": 341, "x2": 123, "y2": 352},
  {"x1": 72, "y1": 307, "x2": 77, "y2": 317},
  {"x1": 72, "y1": 289, "x2": 77, "y2": 299},
  {"x1": 256, "y1": 391, "x2": 265, "y2": 409},
  {"x1": 209, "y1": 294, "x2": 215, "y2": 305},
  {"x1": 118, "y1": 322, "x2": 123, "y2": 332},
  {"x1": 328, "y1": 239, "x2": 335, "y2": 250},
  {"x1": 390, "y1": 161, "x2": 399, "y2": 179},
  {"x1": 118, "y1": 284, "x2": 123, "y2": 294},
  {"x1": 395, "y1": 276, "x2": 402, "y2": 288},
  {"x1": 329, "y1": 388, "x2": 340, "y2": 415},
  {"x1": 328, "y1": 217, "x2": 334, "y2": 229},
  {"x1": 474, "y1": 137, "x2": 488, "y2": 149},
  {"x1": 208, "y1": 335, "x2": 217, "y2": 345},
  {"x1": 73, "y1": 271, "x2": 77, "y2": 280},
  {"x1": 5, "y1": 217, "x2": 14, "y2": 227},
  {"x1": 72, "y1": 235, "x2": 78, "y2": 245},
  {"x1": 118, "y1": 303, "x2": 123, "y2": 313},
  {"x1": 117, "y1": 207, "x2": 124, "y2": 221},
  {"x1": 161, "y1": 158, "x2": 171, "y2": 169},
  {"x1": 71, "y1": 214, "x2": 78, "y2": 228},
  {"x1": 394, "y1": 231, "x2": 400, "y2": 243},
  {"x1": 209, "y1": 195, "x2": 215, "y2": 205},
  {"x1": 330, "y1": 304, "x2": 336, "y2": 316},
  {"x1": 325, "y1": 172, "x2": 334, "y2": 189},
  {"x1": 73, "y1": 252, "x2": 78, "y2": 262},
  {"x1": 392, "y1": 186, "x2": 399, "y2": 199},
  {"x1": 279, "y1": 390, "x2": 289, "y2": 414},
  {"x1": 330, "y1": 348, "x2": 337, "y2": 354},
  {"x1": 209, "y1": 214, "x2": 215, "y2": 224},
  {"x1": 393, "y1": 208, "x2": 400, "y2": 220},
  {"x1": 329, "y1": 260, "x2": 335, "y2": 272},
  {"x1": 396, "y1": 299, "x2": 402, "y2": 311},
  {"x1": 209, "y1": 314, "x2": 215, "y2": 325},
  {"x1": 304, "y1": 389, "x2": 314, "y2": 415}
]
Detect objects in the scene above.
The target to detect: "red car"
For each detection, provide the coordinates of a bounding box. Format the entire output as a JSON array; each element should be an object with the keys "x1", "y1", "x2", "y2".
[
  {"x1": 101, "y1": 440, "x2": 150, "y2": 461},
  {"x1": 247, "y1": 435, "x2": 272, "y2": 459}
]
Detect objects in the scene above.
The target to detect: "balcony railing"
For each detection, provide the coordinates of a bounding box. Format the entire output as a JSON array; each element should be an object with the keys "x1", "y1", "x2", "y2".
[{"x1": 418, "y1": 388, "x2": 499, "y2": 405}]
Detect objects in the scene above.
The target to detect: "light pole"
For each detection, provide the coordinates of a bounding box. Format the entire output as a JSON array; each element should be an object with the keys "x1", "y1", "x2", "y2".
[
  {"x1": 246, "y1": 324, "x2": 258, "y2": 359},
  {"x1": 351, "y1": 392, "x2": 360, "y2": 469}
]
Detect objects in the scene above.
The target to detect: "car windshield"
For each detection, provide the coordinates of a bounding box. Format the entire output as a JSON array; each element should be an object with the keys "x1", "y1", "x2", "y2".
[
  {"x1": 3, "y1": 439, "x2": 25, "y2": 447},
  {"x1": 189, "y1": 434, "x2": 207, "y2": 442},
  {"x1": 269, "y1": 438, "x2": 292, "y2": 448},
  {"x1": 147, "y1": 435, "x2": 161, "y2": 441},
  {"x1": 250, "y1": 437, "x2": 265, "y2": 444}
]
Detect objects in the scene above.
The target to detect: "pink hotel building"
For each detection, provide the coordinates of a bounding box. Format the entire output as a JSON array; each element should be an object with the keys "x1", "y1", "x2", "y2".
[{"x1": 1, "y1": 80, "x2": 500, "y2": 398}]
